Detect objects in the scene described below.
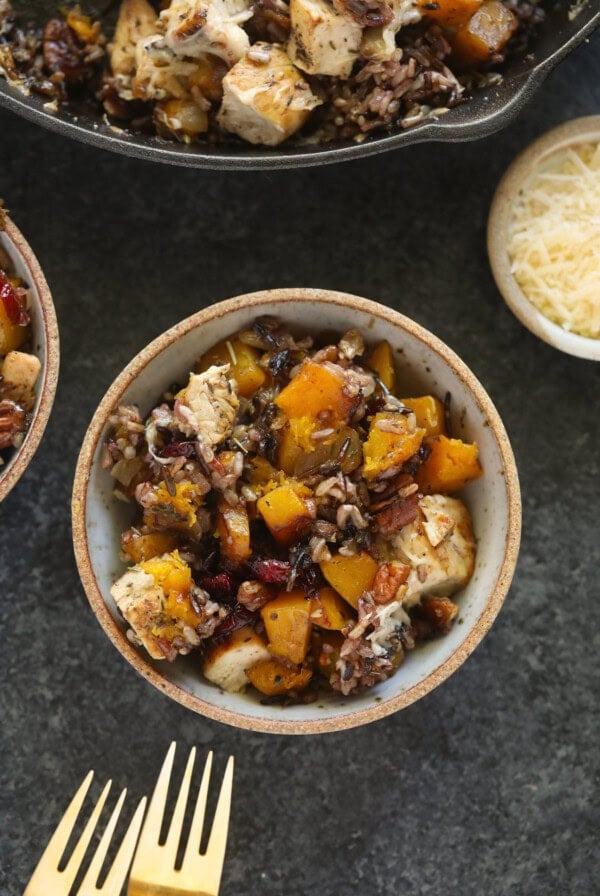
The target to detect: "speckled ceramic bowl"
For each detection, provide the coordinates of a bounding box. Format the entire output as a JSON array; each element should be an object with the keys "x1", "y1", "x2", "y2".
[
  {"x1": 72, "y1": 289, "x2": 521, "y2": 734},
  {"x1": 488, "y1": 116, "x2": 600, "y2": 361},
  {"x1": 0, "y1": 216, "x2": 59, "y2": 502}
]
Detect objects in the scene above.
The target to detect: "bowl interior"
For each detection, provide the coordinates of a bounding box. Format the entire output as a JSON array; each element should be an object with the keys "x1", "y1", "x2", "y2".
[
  {"x1": 75, "y1": 292, "x2": 520, "y2": 732},
  {"x1": 3, "y1": 2, "x2": 599, "y2": 169},
  {"x1": 0, "y1": 225, "x2": 54, "y2": 498}
]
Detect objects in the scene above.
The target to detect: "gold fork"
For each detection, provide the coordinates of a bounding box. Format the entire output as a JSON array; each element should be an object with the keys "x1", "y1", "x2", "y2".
[
  {"x1": 23, "y1": 771, "x2": 147, "y2": 896},
  {"x1": 128, "y1": 743, "x2": 234, "y2": 896}
]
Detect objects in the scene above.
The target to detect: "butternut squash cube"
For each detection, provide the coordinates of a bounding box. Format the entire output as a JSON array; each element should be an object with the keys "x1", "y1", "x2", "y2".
[
  {"x1": 400, "y1": 396, "x2": 446, "y2": 437},
  {"x1": 122, "y1": 530, "x2": 179, "y2": 564},
  {"x1": 275, "y1": 360, "x2": 354, "y2": 447},
  {"x1": 142, "y1": 481, "x2": 204, "y2": 531},
  {"x1": 139, "y1": 550, "x2": 192, "y2": 596},
  {"x1": 247, "y1": 658, "x2": 313, "y2": 695},
  {"x1": 197, "y1": 336, "x2": 266, "y2": 398},
  {"x1": 362, "y1": 413, "x2": 425, "y2": 480},
  {"x1": 451, "y1": 0, "x2": 518, "y2": 67},
  {"x1": 256, "y1": 481, "x2": 314, "y2": 546},
  {"x1": 245, "y1": 456, "x2": 280, "y2": 488},
  {"x1": 280, "y1": 425, "x2": 363, "y2": 478},
  {"x1": 418, "y1": 0, "x2": 482, "y2": 28},
  {"x1": 278, "y1": 424, "x2": 305, "y2": 476},
  {"x1": 0, "y1": 299, "x2": 29, "y2": 355},
  {"x1": 261, "y1": 589, "x2": 313, "y2": 663},
  {"x1": 310, "y1": 587, "x2": 355, "y2": 630},
  {"x1": 139, "y1": 551, "x2": 201, "y2": 628},
  {"x1": 367, "y1": 340, "x2": 396, "y2": 392},
  {"x1": 416, "y1": 435, "x2": 482, "y2": 494},
  {"x1": 319, "y1": 551, "x2": 379, "y2": 609},
  {"x1": 216, "y1": 497, "x2": 251, "y2": 564}
]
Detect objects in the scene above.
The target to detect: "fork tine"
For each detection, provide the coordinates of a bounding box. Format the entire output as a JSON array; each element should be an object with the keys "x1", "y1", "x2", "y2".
[
  {"x1": 61, "y1": 779, "x2": 113, "y2": 890},
  {"x1": 24, "y1": 771, "x2": 95, "y2": 896},
  {"x1": 198, "y1": 756, "x2": 234, "y2": 896},
  {"x1": 100, "y1": 796, "x2": 147, "y2": 896},
  {"x1": 181, "y1": 751, "x2": 213, "y2": 867},
  {"x1": 31, "y1": 770, "x2": 95, "y2": 874},
  {"x1": 76, "y1": 788, "x2": 127, "y2": 894},
  {"x1": 205, "y1": 757, "x2": 234, "y2": 863},
  {"x1": 163, "y1": 747, "x2": 196, "y2": 862},
  {"x1": 135, "y1": 741, "x2": 176, "y2": 854}
]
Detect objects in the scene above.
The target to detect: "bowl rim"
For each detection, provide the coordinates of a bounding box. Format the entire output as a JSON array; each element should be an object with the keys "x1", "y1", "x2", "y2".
[
  {"x1": 0, "y1": 217, "x2": 60, "y2": 502},
  {"x1": 72, "y1": 288, "x2": 522, "y2": 734},
  {"x1": 487, "y1": 115, "x2": 600, "y2": 361},
  {"x1": 1, "y1": 10, "x2": 598, "y2": 170}
]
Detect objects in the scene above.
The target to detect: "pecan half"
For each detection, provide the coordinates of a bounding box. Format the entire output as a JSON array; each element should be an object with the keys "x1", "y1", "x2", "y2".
[
  {"x1": 372, "y1": 562, "x2": 410, "y2": 605},
  {"x1": 0, "y1": 399, "x2": 25, "y2": 450}
]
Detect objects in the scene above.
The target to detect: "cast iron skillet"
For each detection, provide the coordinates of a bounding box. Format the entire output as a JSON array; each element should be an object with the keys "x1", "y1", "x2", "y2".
[{"x1": 1, "y1": 0, "x2": 598, "y2": 169}]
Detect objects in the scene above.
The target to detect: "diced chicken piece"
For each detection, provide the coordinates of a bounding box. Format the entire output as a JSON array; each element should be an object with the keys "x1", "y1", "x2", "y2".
[
  {"x1": 133, "y1": 36, "x2": 199, "y2": 101},
  {"x1": 391, "y1": 495, "x2": 475, "y2": 607},
  {"x1": 111, "y1": 558, "x2": 202, "y2": 661},
  {"x1": 160, "y1": 0, "x2": 253, "y2": 66},
  {"x1": 0, "y1": 350, "x2": 41, "y2": 411},
  {"x1": 217, "y1": 43, "x2": 322, "y2": 146},
  {"x1": 367, "y1": 599, "x2": 411, "y2": 656},
  {"x1": 174, "y1": 365, "x2": 239, "y2": 449},
  {"x1": 203, "y1": 625, "x2": 271, "y2": 691},
  {"x1": 361, "y1": 0, "x2": 421, "y2": 61},
  {"x1": 110, "y1": 0, "x2": 157, "y2": 92},
  {"x1": 419, "y1": 494, "x2": 458, "y2": 547},
  {"x1": 287, "y1": 0, "x2": 362, "y2": 78}
]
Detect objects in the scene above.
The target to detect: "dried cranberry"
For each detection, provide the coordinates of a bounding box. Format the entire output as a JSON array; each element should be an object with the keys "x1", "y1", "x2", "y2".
[
  {"x1": 198, "y1": 571, "x2": 237, "y2": 602},
  {"x1": 249, "y1": 557, "x2": 291, "y2": 585},
  {"x1": 368, "y1": 395, "x2": 386, "y2": 414},
  {"x1": 43, "y1": 18, "x2": 87, "y2": 83},
  {"x1": 159, "y1": 440, "x2": 197, "y2": 459},
  {"x1": 213, "y1": 606, "x2": 256, "y2": 642},
  {"x1": 0, "y1": 272, "x2": 29, "y2": 326}
]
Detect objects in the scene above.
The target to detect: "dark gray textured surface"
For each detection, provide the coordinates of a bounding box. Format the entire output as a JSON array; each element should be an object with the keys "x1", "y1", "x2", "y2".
[{"x1": 1, "y1": 30, "x2": 599, "y2": 896}]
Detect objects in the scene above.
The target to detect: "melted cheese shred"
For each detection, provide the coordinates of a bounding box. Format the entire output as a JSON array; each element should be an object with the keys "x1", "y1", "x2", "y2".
[{"x1": 507, "y1": 142, "x2": 600, "y2": 339}]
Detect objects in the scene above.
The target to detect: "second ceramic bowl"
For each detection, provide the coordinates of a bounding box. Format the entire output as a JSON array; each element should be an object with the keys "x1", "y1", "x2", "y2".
[
  {"x1": 0, "y1": 216, "x2": 59, "y2": 502},
  {"x1": 72, "y1": 288, "x2": 521, "y2": 734},
  {"x1": 488, "y1": 116, "x2": 600, "y2": 361}
]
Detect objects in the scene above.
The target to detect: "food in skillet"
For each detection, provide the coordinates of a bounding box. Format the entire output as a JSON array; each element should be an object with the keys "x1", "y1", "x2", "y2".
[
  {"x1": 0, "y1": 0, "x2": 544, "y2": 145},
  {"x1": 104, "y1": 319, "x2": 483, "y2": 700},
  {"x1": 0, "y1": 218, "x2": 41, "y2": 466}
]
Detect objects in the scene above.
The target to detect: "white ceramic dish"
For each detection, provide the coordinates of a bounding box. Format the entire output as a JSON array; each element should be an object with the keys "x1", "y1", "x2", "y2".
[
  {"x1": 72, "y1": 289, "x2": 521, "y2": 734},
  {"x1": 0, "y1": 217, "x2": 59, "y2": 502},
  {"x1": 488, "y1": 116, "x2": 600, "y2": 362}
]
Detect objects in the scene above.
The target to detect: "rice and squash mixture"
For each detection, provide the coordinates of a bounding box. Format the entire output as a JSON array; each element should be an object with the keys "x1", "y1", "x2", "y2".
[
  {"x1": 103, "y1": 319, "x2": 482, "y2": 702},
  {"x1": 0, "y1": 0, "x2": 543, "y2": 146},
  {"x1": 0, "y1": 212, "x2": 41, "y2": 467}
]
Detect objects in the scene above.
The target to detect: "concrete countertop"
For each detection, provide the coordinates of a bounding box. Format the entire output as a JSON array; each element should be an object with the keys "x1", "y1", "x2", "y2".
[{"x1": 0, "y1": 27, "x2": 599, "y2": 896}]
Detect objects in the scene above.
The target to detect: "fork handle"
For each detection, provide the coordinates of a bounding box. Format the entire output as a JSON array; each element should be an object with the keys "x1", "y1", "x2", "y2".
[{"x1": 128, "y1": 886, "x2": 218, "y2": 896}]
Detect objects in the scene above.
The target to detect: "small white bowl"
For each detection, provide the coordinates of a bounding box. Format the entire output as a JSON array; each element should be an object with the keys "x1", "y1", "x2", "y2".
[
  {"x1": 72, "y1": 289, "x2": 521, "y2": 734},
  {"x1": 488, "y1": 116, "x2": 600, "y2": 361},
  {"x1": 0, "y1": 216, "x2": 60, "y2": 501}
]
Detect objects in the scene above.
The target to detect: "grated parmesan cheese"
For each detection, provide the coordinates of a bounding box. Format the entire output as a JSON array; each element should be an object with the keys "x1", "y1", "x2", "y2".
[{"x1": 507, "y1": 142, "x2": 600, "y2": 339}]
